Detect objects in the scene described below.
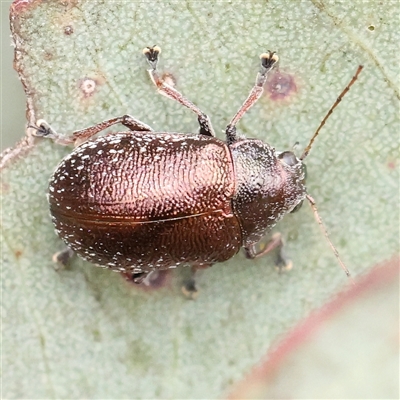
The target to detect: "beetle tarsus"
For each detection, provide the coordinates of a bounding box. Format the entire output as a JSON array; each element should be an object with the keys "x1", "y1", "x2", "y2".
[
  {"x1": 31, "y1": 119, "x2": 57, "y2": 138},
  {"x1": 30, "y1": 124, "x2": 50, "y2": 137},
  {"x1": 52, "y1": 247, "x2": 74, "y2": 270},
  {"x1": 30, "y1": 119, "x2": 75, "y2": 145},
  {"x1": 181, "y1": 278, "x2": 199, "y2": 300},
  {"x1": 259, "y1": 51, "x2": 279, "y2": 75},
  {"x1": 274, "y1": 248, "x2": 293, "y2": 273},
  {"x1": 143, "y1": 45, "x2": 161, "y2": 69}
]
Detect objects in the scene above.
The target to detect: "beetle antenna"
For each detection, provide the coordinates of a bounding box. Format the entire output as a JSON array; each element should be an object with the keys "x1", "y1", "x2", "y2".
[
  {"x1": 306, "y1": 194, "x2": 355, "y2": 284},
  {"x1": 300, "y1": 65, "x2": 363, "y2": 161}
]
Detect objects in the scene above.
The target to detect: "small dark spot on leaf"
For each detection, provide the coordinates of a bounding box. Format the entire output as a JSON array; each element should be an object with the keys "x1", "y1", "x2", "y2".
[
  {"x1": 387, "y1": 160, "x2": 396, "y2": 170},
  {"x1": 64, "y1": 25, "x2": 74, "y2": 35},
  {"x1": 367, "y1": 24, "x2": 375, "y2": 32},
  {"x1": 14, "y1": 249, "x2": 23, "y2": 259}
]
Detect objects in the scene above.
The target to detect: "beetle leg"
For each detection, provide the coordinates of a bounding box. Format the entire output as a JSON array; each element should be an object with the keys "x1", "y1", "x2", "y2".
[
  {"x1": 143, "y1": 46, "x2": 215, "y2": 137},
  {"x1": 130, "y1": 271, "x2": 149, "y2": 284},
  {"x1": 181, "y1": 263, "x2": 212, "y2": 300},
  {"x1": 226, "y1": 51, "x2": 279, "y2": 144},
  {"x1": 244, "y1": 232, "x2": 292, "y2": 272},
  {"x1": 181, "y1": 276, "x2": 198, "y2": 300},
  {"x1": 32, "y1": 115, "x2": 153, "y2": 146},
  {"x1": 52, "y1": 247, "x2": 74, "y2": 271}
]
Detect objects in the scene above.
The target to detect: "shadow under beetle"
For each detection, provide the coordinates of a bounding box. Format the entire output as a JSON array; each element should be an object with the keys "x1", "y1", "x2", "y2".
[{"x1": 33, "y1": 46, "x2": 362, "y2": 295}]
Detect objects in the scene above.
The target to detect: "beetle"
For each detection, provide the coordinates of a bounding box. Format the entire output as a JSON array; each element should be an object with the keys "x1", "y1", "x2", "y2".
[{"x1": 33, "y1": 46, "x2": 361, "y2": 294}]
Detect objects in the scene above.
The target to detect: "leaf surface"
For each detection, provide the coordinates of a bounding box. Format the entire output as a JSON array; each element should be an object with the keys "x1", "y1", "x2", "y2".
[{"x1": 2, "y1": 1, "x2": 398, "y2": 398}]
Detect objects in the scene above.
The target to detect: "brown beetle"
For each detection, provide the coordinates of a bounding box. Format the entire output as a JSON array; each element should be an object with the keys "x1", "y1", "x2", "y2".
[{"x1": 34, "y1": 46, "x2": 361, "y2": 294}]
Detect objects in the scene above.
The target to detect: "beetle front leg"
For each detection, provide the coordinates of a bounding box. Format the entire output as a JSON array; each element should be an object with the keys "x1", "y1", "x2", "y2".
[
  {"x1": 226, "y1": 51, "x2": 279, "y2": 144},
  {"x1": 32, "y1": 115, "x2": 153, "y2": 146},
  {"x1": 143, "y1": 46, "x2": 215, "y2": 137},
  {"x1": 244, "y1": 232, "x2": 292, "y2": 272}
]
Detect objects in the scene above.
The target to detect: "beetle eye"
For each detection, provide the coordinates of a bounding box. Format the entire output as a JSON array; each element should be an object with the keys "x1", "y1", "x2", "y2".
[{"x1": 278, "y1": 151, "x2": 298, "y2": 166}]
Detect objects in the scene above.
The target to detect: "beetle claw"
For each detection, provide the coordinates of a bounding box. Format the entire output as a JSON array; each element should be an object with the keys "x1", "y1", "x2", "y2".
[
  {"x1": 260, "y1": 51, "x2": 279, "y2": 71},
  {"x1": 30, "y1": 119, "x2": 54, "y2": 137},
  {"x1": 143, "y1": 45, "x2": 161, "y2": 69}
]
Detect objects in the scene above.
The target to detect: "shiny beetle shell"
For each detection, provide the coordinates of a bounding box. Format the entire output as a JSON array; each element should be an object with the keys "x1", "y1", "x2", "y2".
[
  {"x1": 49, "y1": 131, "x2": 305, "y2": 274},
  {"x1": 37, "y1": 46, "x2": 360, "y2": 283}
]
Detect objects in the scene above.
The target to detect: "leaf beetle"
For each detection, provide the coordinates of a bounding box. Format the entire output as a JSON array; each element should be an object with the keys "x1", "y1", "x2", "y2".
[{"x1": 33, "y1": 46, "x2": 362, "y2": 295}]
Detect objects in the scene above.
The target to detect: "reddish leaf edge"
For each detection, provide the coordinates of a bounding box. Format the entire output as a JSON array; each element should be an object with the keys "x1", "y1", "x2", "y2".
[{"x1": 226, "y1": 255, "x2": 399, "y2": 399}]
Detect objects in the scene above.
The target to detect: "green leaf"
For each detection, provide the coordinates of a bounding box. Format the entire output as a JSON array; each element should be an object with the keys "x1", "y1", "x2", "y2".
[
  {"x1": 228, "y1": 259, "x2": 399, "y2": 399},
  {"x1": 2, "y1": 1, "x2": 398, "y2": 398}
]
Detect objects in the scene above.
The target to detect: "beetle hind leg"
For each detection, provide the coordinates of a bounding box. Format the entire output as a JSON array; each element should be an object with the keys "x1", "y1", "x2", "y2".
[
  {"x1": 31, "y1": 115, "x2": 153, "y2": 146},
  {"x1": 244, "y1": 232, "x2": 292, "y2": 272},
  {"x1": 143, "y1": 45, "x2": 215, "y2": 137}
]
